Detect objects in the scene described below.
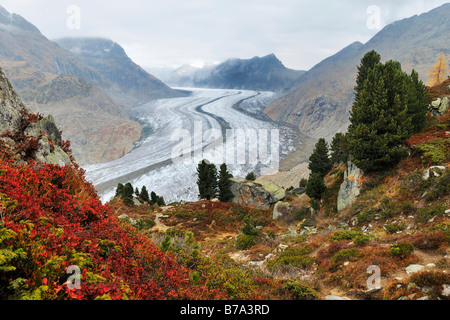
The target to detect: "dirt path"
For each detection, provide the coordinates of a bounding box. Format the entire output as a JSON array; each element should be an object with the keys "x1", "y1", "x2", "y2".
[{"x1": 153, "y1": 206, "x2": 173, "y2": 232}]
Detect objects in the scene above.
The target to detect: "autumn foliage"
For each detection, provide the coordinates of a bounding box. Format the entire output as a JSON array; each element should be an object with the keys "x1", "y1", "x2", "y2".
[
  {"x1": 0, "y1": 159, "x2": 228, "y2": 300},
  {"x1": 427, "y1": 52, "x2": 449, "y2": 87}
]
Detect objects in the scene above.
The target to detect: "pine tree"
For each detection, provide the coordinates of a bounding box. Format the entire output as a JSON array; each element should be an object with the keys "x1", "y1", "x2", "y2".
[
  {"x1": 122, "y1": 183, "x2": 134, "y2": 206},
  {"x1": 330, "y1": 133, "x2": 349, "y2": 165},
  {"x1": 299, "y1": 178, "x2": 308, "y2": 188},
  {"x1": 197, "y1": 160, "x2": 218, "y2": 200},
  {"x1": 206, "y1": 163, "x2": 218, "y2": 200},
  {"x1": 156, "y1": 196, "x2": 166, "y2": 206},
  {"x1": 308, "y1": 138, "x2": 332, "y2": 177},
  {"x1": 197, "y1": 160, "x2": 210, "y2": 200},
  {"x1": 218, "y1": 163, "x2": 233, "y2": 202},
  {"x1": 135, "y1": 187, "x2": 140, "y2": 197},
  {"x1": 245, "y1": 172, "x2": 256, "y2": 181},
  {"x1": 407, "y1": 69, "x2": 429, "y2": 133},
  {"x1": 427, "y1": 52, "x2": 448, "y2": 87},
  {"x1": 354, "y1": 50, "x2": 381, "y2": 105},
  {"x1": 115, "y1": 183, "x2": 124, "y2": 198},
  {"x1": 140, "y1": 186, "x2": 150, "y2": 203},
  {"x1": 150, "y1": 191, "x2": 158, "y2": 205},
  {"x1": 347, "y1": 53, "x2": 414, "y2": 172},
  {"x1": 305, "y1": 173, "x2": 326, "y2": 199}
]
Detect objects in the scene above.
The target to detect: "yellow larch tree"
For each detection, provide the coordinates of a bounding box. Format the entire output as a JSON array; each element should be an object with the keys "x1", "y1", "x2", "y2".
[{"x1": 427, "y1": 51, "x2": 448, "y2": 87}]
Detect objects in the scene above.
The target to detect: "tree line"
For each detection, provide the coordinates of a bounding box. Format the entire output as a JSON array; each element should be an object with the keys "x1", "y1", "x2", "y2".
[{"x1": 115, "y1": 182, "x2": 165, "y2": 207}]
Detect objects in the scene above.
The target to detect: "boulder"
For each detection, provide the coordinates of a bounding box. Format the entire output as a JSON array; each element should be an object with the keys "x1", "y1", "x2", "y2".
[
  {"x1": 229, "y1": 178, "x2": 285, "y2": 209},
  {"x1": 272, "y1": 201, "x2": 291, "y2": 220},
  {"x1": 337, "y1": 161, "x2": 363, "y2": 212},
  {"x1": 405, "y1": 264, "x2": 425, "y2": 274},
  {"x1": 429, "y1": 97, "x2": 449, "y2": 115},
  {"x1": 423, "y1": 166, "x2": 446, "y2": 180}
]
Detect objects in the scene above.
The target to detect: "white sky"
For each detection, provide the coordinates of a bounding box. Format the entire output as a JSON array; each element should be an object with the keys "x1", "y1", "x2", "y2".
[{"x1": 0, "y1": 0, "x2": 448, "y2": 70}]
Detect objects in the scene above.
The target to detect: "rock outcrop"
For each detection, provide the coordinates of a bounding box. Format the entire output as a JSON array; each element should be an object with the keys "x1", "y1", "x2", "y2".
[
  {"x1": 0, "y1": 66, "x2": 71, "y2": 166},
  {"x1": 429, "y1": 97, "x2": 449, "y2": 116},
  {"x1": 272, "y1": 201, "x2": 291, "y2": 220},
  {"x1": 229, "y1": 178, "x2": 285, "y2": 209},
  {"x1": 337, "y1": 161, "x2": 363, "y2": 212}
]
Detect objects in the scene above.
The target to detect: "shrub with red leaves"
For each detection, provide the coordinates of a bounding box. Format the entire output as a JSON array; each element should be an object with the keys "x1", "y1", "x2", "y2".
[{"x1": 0, "y1": 159, "x2": 228, "y2": 300}]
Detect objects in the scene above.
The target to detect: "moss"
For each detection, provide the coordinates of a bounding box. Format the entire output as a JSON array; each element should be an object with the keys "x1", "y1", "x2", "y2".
[
  {"x1": 416, "y1": 138, "x2": 450, "y2": 165},
  {"x1": 390, "y1": 243, "x2": 414, "y2": 259},
  {"x1": 236, "y1": 234, "x2": 256, "y2": 250},
  {"x1": 282, "y1": 281, "x2": 320, "y2": 300},
  {"x1": 385, "y1": 222, "x2": 406, "y2": 234},
  {"x1": 331, "y1": 248, "x2": 362, "y2": 263},
  {"x1": 416, "y1": 204, "x2": 445, "y2": 223},
  {"x1": 267, "y1": 246, "x2": 314, "y2": 271},
  {"x1": 354, "y1": 234, "x2": 371, "y2": 247},
  {"x1": 356, "y1": 208, "x2": 376, "y2": 225},
  {"x1": 331, "y1": 230, "x2": 362, "y2": 242}
]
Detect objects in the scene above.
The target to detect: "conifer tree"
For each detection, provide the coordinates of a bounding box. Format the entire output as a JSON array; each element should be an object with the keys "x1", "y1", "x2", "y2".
[
  {"x1": 347, "y1": 52, "x2": 415, "y2": 172},
  {"x1": 218, "y1": 163, "x2": 233, "y2": 202},
  {"x1": 308, "y1": 138, "x2": 332, "y2": 177},
  {"x1": 115, "y1": 183, "x2": 124, "y2": 198},
  {"x1": 305, "y1": 173, "x2": 326, "y2": 199},
  {"x1": 197, "y1": 160, "x2": 210, "y2": 200},
  {"x1": 245, "y1": 172, "x2": 256, "y2": 181},
  {"x1": 150, "y1": 191, "x2": 158, "y2": 205},
  {"x1": 197, "y1": 160, "x2": 218, "y2": 200},
  {"x1": 140, "y1": 186, "x2": 150, "y2": 203},
  {"x1": 330, "y1": 132, "x2": 349, "y2": 165},
  {"x1": 122, "y1": 183, "x2": 134, "y2": 206},
  {"x1": 407, "y1": 69, "x2": 429, "y2": 133},
  {"x1": 206, "y1": 163, "x2": 218, "y2": 200}
]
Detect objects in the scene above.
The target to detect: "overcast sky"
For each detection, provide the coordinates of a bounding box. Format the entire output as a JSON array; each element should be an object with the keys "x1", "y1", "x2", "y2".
[{"x1": 0, "y1": 0, "x2": 448, "y2": 71}]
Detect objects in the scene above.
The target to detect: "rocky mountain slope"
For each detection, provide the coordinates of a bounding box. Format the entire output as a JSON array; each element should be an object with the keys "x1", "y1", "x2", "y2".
[
  {"x1": 55, "y1": 37, "x2": 188, "y2": 105},
  {"x1": 0, "y1": 5, "x2": 185, "y2": 164},
  {"x1": 163, "y1": 54, "x2": 305, "y2": 92},
  {"x1": 265, "y1": 3, "x2": 450, "y2": 140}
]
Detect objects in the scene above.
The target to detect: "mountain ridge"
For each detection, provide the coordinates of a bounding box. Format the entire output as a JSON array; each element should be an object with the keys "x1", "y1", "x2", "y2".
[
  {"x1": 264, "y1": 3, "x2": 450, "y2": 140},
  {"x1": 162, "y1": 54, "x2": 306, "y2": 92}
]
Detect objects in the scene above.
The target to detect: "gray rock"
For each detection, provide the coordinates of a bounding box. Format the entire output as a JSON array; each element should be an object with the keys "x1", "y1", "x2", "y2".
[
  {"x1": 406, "y1": 264, "x2": 425, "y2": 274},
  {"x1": 230, "y1": 178, "x2": 285, "y2": 209},
  {"x1": 337, "y1": 161, "x2": 363, "y2": 212},
  {"x1": 272, "y1": 201, "x2": 291, "y2": 220},
  {"x1": 39, "y1": 115, "x2": 62, "y2": 146},
  {"x1": 325, "y1": 295, "x2": 352, "y2": 300},
  {"x1": 423, "y1": 166, "x2": 446, "y2": 180},
  {"x1": 0, "y1": 66, "x2": 72, "y2": 166},
  {"x1": 429, "y1": 97, "x2": 449, "y2": 115},
  {"x1": 442, "y1": 284, "x2": 450, "y2": 297}
]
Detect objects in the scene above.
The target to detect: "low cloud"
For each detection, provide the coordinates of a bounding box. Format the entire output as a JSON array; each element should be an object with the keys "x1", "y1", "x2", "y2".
[{"x1": 1, "y1": 0, "x2": 448, "y2": 70}]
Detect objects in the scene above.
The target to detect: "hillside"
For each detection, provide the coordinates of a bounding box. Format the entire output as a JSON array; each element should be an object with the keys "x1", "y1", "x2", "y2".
[
  {"x1": 265, "y1": 3, "x2": 450, "y2": 140},
  {"x1": 163, "y1": 54, "x2": 305, "y2": 92}
]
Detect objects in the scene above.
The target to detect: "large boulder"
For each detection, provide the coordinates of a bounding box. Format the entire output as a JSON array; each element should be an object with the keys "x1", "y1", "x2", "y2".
[
  {"x1": 272, "y1": 201, "x2": 291, "y2": 220},
  {"x1": 429, "y1": 97, "x2": 449, "y2": 115},
  {"x1": 229, "y1": 178, "x2": 285, "y2": 209},
  {"x1": 337, "y1": 161, "x2": 363, "y2": 212}
]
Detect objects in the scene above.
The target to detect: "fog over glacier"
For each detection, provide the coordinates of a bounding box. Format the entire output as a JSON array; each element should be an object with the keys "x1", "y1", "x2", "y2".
[{"x1": 84, "y1": 88, "x2": 302, "y2": 204}]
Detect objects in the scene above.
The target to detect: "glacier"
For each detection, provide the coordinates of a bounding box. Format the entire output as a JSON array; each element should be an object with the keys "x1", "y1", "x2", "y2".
[{"x1": 83, "y1": 88, "x2": 302, "y2": 204}]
